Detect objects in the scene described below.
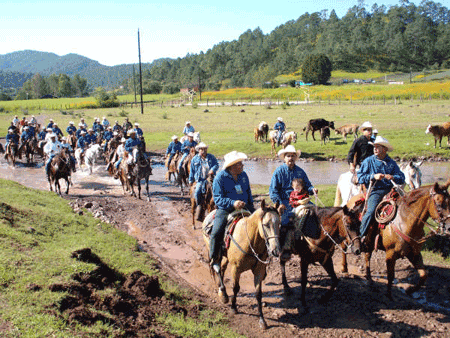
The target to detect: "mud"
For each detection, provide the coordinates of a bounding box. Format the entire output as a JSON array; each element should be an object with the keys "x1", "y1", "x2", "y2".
[{"x1": 1, "y1": 154, "x2": 450, "y2": 337}]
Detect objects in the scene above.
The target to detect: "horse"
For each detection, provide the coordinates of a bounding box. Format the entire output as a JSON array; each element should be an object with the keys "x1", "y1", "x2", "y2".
[
  {"x1": 47, "y1": 148, "x2": 72, "y2": 195},
  {"x1": 269, "y1": 130, "x2": 297, "y2": 154},
  {"x1": 177, "y1": 147, "x2": 197, "y2": 195},
  {"x1": 202, "y1": 200, "x2": 281, "y2": 330},
  {"x1": 400, "y1": 160, "x2": 423, "y2": 190},
  {"x1": 180, "y1": 131, "x2": 201, "y2": 144},
  {"x1": 190, "y1": 173, "x2": 214, "y2": 228},
  {"x1": 4, "y1": 142, "x2": 18, "y2": 167},
  {"x1": 130, "y1": 149, "x2": 152, "y2": 201},
  {"x1": 254, "y1": 122, "x2": 269, "y2": 142},
  {"x1": 345, "y1": 180, "x2": 450, "y2": 299},
  {"x1": 67, "y1": 134, "x2": 77, "y2": 150},
  {"x1": 18, "y1": 138, "x2": 37, "y2": 164},
  {"x1": 84, "y1": 144, "x2": 102, "y2": 174},
  {"x1": 280, "y1": 205, "x2": 362, "y2": 309},
  {"x1": 164, "y1": 152, "x2": 181, "y2": 183}
]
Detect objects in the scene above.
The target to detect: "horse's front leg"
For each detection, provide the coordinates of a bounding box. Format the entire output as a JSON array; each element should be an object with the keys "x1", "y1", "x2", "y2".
[
  {"x1": 65, "y1": 177, "x2": 70, "y2": 194},
  {"x1": 318, "y1": 255, "x2": 339, "y2": 304},
  {"x1": 300, "y1": 259, "x2": 309, "y2": 310},
  {"x1": 137, "y1": 180, "x2": 142, "y2": 199},
  {"x1": 230, "y1": 264, "x2": 241, "y2": 314},
  {"x1": 145, "y1": 178, "x2": 150, "y2": 202},
  {"x1": 48, "y1": 176, "x2": 53, "y2": 192},
  {"x1": 405, "y1": 251, "x2": 428, "y2": 296},
  {"x1": 252, "y1": 264, "x2": 268, "y2": 330},
  {"x1": 280, "y1": 258, "x2": 292, "y2": 295},
  {"x1": 364, "y1": 251, "x2": 373, "y2": 283},
  {"x1": 340, "y1": 246, "x2": 349, "y2": 274},
  {"x1": 385, "y1": 249, "x2": 398, "y2": 300},
  {"x1": 215, "y1": 260, "x2": 229, "y2": 304}
]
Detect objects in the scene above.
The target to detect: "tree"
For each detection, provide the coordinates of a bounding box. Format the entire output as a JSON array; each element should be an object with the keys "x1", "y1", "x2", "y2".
[
  {"x1": 94, "y1": 88, "x2": 119, "y2": 108},
  {"x1": 302, "y1": 54, "x2": 332, "y2": 85}
]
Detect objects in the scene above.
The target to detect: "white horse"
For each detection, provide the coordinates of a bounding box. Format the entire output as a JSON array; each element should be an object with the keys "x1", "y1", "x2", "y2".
[
  {"x1": 334, "y1": 161, "x2": 423, "y2": 207},
  {"x1": 180, "y1": 131, "x2": 201, "y2": 144}
]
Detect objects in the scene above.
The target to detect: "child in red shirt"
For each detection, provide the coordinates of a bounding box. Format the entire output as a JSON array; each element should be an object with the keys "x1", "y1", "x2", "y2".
[{"x1": 289, "y1": 178, "x2": 311, "y2": 208}]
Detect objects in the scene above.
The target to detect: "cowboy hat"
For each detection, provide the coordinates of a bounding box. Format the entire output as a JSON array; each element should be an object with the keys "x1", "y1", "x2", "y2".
[
  {"x1": 88, "y1": 128, "x2": 93, "y2": 132},
  {"x1": 223, "y1": 151, "x2": 247, "y2": 169},
  {"x1": 369, "y1": 136, "x2": 393, "y2": 151},
  {"x1": 359, "y1": 121, "x2": 373, "y2": 131},
  {"x1": 171, "y1": 135, "x2": 178, "y2": 140},
  {"x1": 278, "y1": 145, "x2": 301, "y2": 159},
  {"x1": 48, "y1": 133, "x2": 57, "y2": 138},
  {"x1": 185, "y1": 121, "x2": 191, "y2": 125},
  {"x1": 120, "y1": 137, "x2": 126, "y2": 142},
  {"x1": 46, "y1": 128, "x2": 53, "y2": 132},
  {"x1": 78, "y1": 122, "x2": 84, "y2": 127},
  {"x1": 80, "y1": 130, "x2": 86, "y2": 134},
  {"x1": 69, "y1": 121, "x2": 74, "y2": 124},
  {"x1": 277, "y1": 117, "x2": 283, "y2": 122},
  {"x1": 113, "y1": 131, "x2": 118, "y2": 136},
  {"x1": 195, "y1": 142, "x2": 208, "y2": 151},
  {"x1": 134, "y1": 122, "x2": 139, "y2": 126},
  {"x1": 187, "y1": 132, "x2": 194, "y2": 137},
  {"x1": 372, "y1": 129, "x2": 378, "y2": 134},
  {"x1": 128, "y1": 130, "x2": 136, "y2": 135}
]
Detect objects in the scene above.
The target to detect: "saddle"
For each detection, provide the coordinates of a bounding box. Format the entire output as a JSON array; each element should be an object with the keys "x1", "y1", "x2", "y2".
[
  {"x1": 202, "y1": 209, "x2": 252, "y2": 250},
  {"x1": 375, "y1": 189, "x2": 401, "y2": 227}
]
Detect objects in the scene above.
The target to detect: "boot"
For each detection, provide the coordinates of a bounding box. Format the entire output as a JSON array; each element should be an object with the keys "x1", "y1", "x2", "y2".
[{"x1": 196, "y1": 205, "x2": 204, "y2": 222}]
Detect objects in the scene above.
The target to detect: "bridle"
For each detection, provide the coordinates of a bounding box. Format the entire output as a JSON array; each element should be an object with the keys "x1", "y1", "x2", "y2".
[{"x1": 429, "y1": 188, "x2": 450, "y2": 234}]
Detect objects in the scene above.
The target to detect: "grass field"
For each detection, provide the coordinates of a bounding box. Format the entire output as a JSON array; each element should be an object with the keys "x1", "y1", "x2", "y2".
[{"x1": 2, "y1": 100, "x2": 449, "y2": 161}]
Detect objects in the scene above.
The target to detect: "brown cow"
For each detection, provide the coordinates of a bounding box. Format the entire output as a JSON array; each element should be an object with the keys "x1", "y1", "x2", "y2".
[
  {"x1": 335, "y1": 124, "x2": 359, "y2": 141},
  {"x1": 425, "y1": 123, "x2": 450, "y2": 148}
]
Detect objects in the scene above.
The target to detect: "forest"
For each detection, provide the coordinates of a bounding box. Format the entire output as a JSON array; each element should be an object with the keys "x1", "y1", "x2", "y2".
[{"x1": 122, "y1": 0, "x2": 450, "y2": 93}]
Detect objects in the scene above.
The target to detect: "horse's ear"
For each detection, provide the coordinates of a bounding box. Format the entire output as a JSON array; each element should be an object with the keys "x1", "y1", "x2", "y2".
[
  {"x1": 260, "y1": 199, "x2": 266, "y2": 210},
  {"x1": 274, "y1": 201, "x2": 280, "y2": 210},
  {"x1": 415, "y1": 160, "x2": 423, "y2": 167},
  {"x1": 443, "y1": 178, "x2": 450, "y2": 191},
  {"x1": 342, "y1": 205, "x2": 349, "y2": 215},
  {"x1": 432, "y1": 182, "x2": 440, "y2": 193}
]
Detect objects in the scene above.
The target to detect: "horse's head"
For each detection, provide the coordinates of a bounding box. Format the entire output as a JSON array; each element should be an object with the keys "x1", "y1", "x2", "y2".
[
  {"x1": 258, "y1": 200, "x2": 281, "y2": 258},
  {"x1": 430, "y1": 180, "x2": 450, "y2": 234},
  {"x1": 194, "y1": 132, "x2": 201, "y2": 143},
  {"x1": 340, "y1": 205, "x2": 362, "y2": 255},
  {"x1": 402, "y1": 161, "x2": 423, "y2": 190}
]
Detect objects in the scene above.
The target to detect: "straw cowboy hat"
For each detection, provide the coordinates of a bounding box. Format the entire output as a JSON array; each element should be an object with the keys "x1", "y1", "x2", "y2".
[
  {"x1": 278, "y1": 145, "x2": 301, "y2": 159},
  {"x1": 369, "y1": 136, "x2": 393, "y2": 152},
  {"x1": 277, "y1": 117, "x2": 283, "y2": 122},
  {"x1": 372, "y1": 129, "x2": 378, "y2": 134},
  {"x1": 134, "y1": 122, "x2": 139, "y2": 126},
  {"x1": 171, "y1": 135, "x2": 178, "y2": 140},
  {"x1": 49, "y1": 133, "x2": 57, "y2": 138},
  {"x1": 69, "y1": 121, "x2": 74, "y2": 125},
  {"x1": 359, "y1": 121, "x2": 373, "y2": 131},
  {"x1": 187, "y1": 132, "x2": 194, "y2": 137},
  {"x1": 185, "y1": 121, "x2": 191, "y2": 125},
  {"x1": 78, "y1": 122, "x2": 84, "y2": 127},
  {"x1": 80, "y1": 130, "x2": 86, "y2": 134},
  {"x1": 46, "y1": 128, "x2": 53, "y2": 132},
  {"x1": 195, "y1": 142, "x2": 208, "y2": 151},
  {"x1": 223, "y1": 151, "x2": 247, "y2": 169},
  {"x1": 120, "y1": 137, "x2": 126, "y2": 143}
]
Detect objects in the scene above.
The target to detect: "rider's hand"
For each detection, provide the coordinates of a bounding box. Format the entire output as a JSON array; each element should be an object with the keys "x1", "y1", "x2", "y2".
[
  {"x1": 374, "y1": 173, "x2": 384, "y2": 180},
  {"x1": 233, "y1": 200, "x2": 246, "y2": 210},
  {"x1": 384, "y1": 174, "x2": 393, "y2": 181},
  {"x1": 349, "y1": 163, "x2": 356, "y2": 173},
  {"x1": 313, "y1": 188, "x2": 318, "y2": 195},
  {"x1": 277, "y1": 204, "x2": 286, "y2": 215}
]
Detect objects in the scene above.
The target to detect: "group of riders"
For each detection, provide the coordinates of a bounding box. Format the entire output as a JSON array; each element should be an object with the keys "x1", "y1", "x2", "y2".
[
  {"x1": 164, "y1": 119, "x2": 405, "y2": 272},
  {"x1": 4, "y1": 114, "x2": 145, "y2": 182}
]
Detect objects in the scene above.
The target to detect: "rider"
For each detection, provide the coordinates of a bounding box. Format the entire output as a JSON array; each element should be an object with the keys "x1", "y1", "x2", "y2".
[
  {"x1": 8, "y1": 122, "x2": 18, "y2": 134},
  {"x1": 76, "y1": 130, "x2": 88, "y2": 158},
  {"x1": 183, "y1": 121, "x2": 195, "y2": 135},
  {"x1": 44, "y1": 128, "x2": 55, "y2": 142},
  {"x1": 133, "y1": 123, "x2": 143, "y2": 138},
  {"x1": 166, "y1": 135, "x2": 182, "y2": 168},
  {"x1": 178, "y1": 132, "x2": 197, "y2": 172},
  {"x1": 122, "y1": 117, "x2": 133, "y2": 135},
  {"x1": 66, "y1": 121, "x2": 77, "y2": 136},
  {"x1": 93, "y1": 118, "x2": 104, "y2": 136},
  {"x1": 79, "y1": 118, "x2": 87, "y2": 129},
  {"x1": 52, "y1": 123, "x2": 64, "y2": 138},
  {"x1": 12, "y1": 115, "x2": 19, "y2": 127},
  {"x1": 347, "y1": 121, "x2": 375, "y2": 174},
  {"x1": 357, "y1": 136, "x2": 405, "y2": 244},
  {"x1": 46, "y1": 118, "x2": 54, "y2": 129},
  {"x1": 60, "y1": 137, "x2": 76, "y2": 173},
  {"x1": 209, "y1": 151, "x2": 254, "y2": 272},
  {"x1": 76, "y1": 123, "x2": 87, "y2": 139},
  {"x1": 85, "y1": 129, "x2": 97, "y2": 147},
  {"x1": 43, "y1": 133, "x2": 62, "y2": 178},
  {"x1": 103, "y1": 126, "x2": 114, "y2": 152},
  {"x1": 113, "y1": 120, "x2": 122, "y2": 132},
  {"x1": 29, "y1": 115, "x2": 37, "y2": 126},
  {"x1": 124, "y1": 130, "x2": 142, "y2": 179},
  {"x1": 113, "y1": 137, "x2": 126, "y2": 179},
  {"x1": 273, "y1": 117, "x2": 286, "y2": 146},
  {"x1": 101, "y1": 116, "x2": 110, "y2": 128},
  {"x1": 5, "y1": 129, "x2": 19, "y2": 156},
  {"x1": 20, "y1": 126, "x2": 33, "y2": 143}
]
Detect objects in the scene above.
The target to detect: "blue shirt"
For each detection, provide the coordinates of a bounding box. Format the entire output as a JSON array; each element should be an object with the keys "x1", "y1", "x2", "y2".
[
  {"x1": 52, "y1": 127, "x2": 63, "y2": 136},
  {"x1": 269, "y1": 164, "x2": 315, "y2": 207},
  {"x1": 274, "y1": 121, "x2": 286, "y2": 132},
  {"x1": 125, "y1": 137, "x2": 141, "y2": 153},
  {"x1": 38, "y1": 130, "x2": 47, "y2": 140},
  {"x1": 357, "y1": 155, "x2": 405, "y2": 191},
  {"x1": 189, "y1": 153, "x2": 219, "y2": 184},
  {"x1": 47, "y1": 122, "x2": 54, "y2": 129},
  {"x1": 66, "y1": 126, "x2": 77, "y2": 135},
  {"x1": 93, "y1": 123, "x2": 104, "y2": 133},
  {"x1": 61, "y1": 143, "x2": 73, "y2": 152},
  {"x1": 213, "y1": 169, "x2": 255, "y2": 213},
  {"x1": 183, "y1": 125, "x2": 195, "y2": 135},
  {"x1": 77, "y1": 136, "x2": 87, "y2": 149},
  {"x1": 21, "y1": 130, "x2": 33, "y2": 141},
  {"x1": 113, "y1": 124, "x2": 121, "y2": 131},
  {"x1": 6, "y1": 133, "x2": 19, "y2": 145},
  {"x1": 103, "y1": 130, "x2": 113, "y2": 141},
  {"x1": 76, "y1": 129, "x2": 86, "y2": 139},
  {"x1": 166, "y1": 141, "x2": 182, "y2": 155},
  {"x1": 85, "y1": 134, "x2": 96, "y2": 145},
  {"x1": 102, "y1": 119, "x2": 110, "y2": 127},
  {"x1": 133, "y1": 127, "x2": 143, "y2": 137},
  {"x1": 181, "y1": 140, "x2": 197, "y2": 154}
]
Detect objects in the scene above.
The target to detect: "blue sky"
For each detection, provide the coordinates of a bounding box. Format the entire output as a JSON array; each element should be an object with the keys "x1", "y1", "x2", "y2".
[{"x1": 1, "y1": 0, "x2": 421, "y2": 66}]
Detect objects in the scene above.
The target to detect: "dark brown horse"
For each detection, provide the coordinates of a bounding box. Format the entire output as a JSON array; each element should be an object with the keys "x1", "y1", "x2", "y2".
[
  {"x1": 344, "y1": 180, "x2": 450, "y2": 299},
  {"x1": 280, "y1": 205, "x2": 361, "y2": 308},
  {"x1": 190, "y1": 174, "x2": 215, "y2": 228},
  {"x1": 164, "y1": 151, "x2": 181, "y2": 183},
  {"x1": 18, "y1": 138, "x2": 37, "y2": 164},
  {"x1": 203, "y1": 200, "x2": 281, "y2": 330},
  {"x1": 67, "y1": 133, "x2": 77, "y2": 151},
  {"x1": 4, "y1": 142, "x2": 18, "y2": 166},
  {"x1": 130, "y1": 150, "x2": 152, "y2": 201},
  {"x1": 178, "y1": 147, "x2": 196, "y2": 195},
  {"x1": 48, "y1": 148, "x2": 72, "y2": 195}
]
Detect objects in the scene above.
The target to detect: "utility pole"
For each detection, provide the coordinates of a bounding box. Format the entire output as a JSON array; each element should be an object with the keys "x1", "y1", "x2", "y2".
[
  {"x1": 138, "y1": 29, "x2": 144, "y2": 115},
  {"x1": 133, "y1": 64, "x2": 137, "y2": 104}
]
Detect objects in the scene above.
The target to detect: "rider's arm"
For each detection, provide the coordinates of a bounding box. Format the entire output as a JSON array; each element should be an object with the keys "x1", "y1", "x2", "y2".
[
  {"x1": 269, "y1": 168, "x2": 284, "y2": 205},
  {"x1": 213, "y1": 172, "x2": 236, "y2": 212}
]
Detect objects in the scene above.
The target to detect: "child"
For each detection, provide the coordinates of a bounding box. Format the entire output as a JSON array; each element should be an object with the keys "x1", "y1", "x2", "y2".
[{"x1": 289, "y1": 178, "x2": 311, "y2": 208}]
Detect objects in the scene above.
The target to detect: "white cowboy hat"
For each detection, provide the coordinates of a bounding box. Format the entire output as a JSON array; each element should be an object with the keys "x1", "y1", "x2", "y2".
[
  {"x1": 49, "y1": 133, "x2": 57, "y2": 138},
  {"x1": 78, "y1": 122, "x2": 84, "y2": 126},
  {"x1": 372, "y1": 129, "x2": 378, "y2": 134},
  {"x1": 24, "y1": 126, "x2": 29, "y2": 129},
  {"x1": 359, "y1": 121, "x2": 373, "y2": 131},
  {"x1": 278, "y1": 145, "x2": 301, "y2": 159},
  {"x1": 61, "y1": 136, "x2": 67, "y2": 141},
  {"x1": 134, "y1": 122, "x2": 139, "y2": 126},
  {"x1": 102, "y1": 116, "x2": 106, "y2": 119},
  {"x1": 8, "y1": 129, "x2": 13, "y2": 133},
  {"x1": 369, "y1": 136, "x2": 393, "y2": 151},
  {"x1": 185, "y1": 121, "x2": 191, "y2": 125},
  {"x1": 171, "y1": 135, "x2": 178, "y2": 140},
  {"x1": 187, "y1": 132, "x2": 194, "y2": 137},
  {"x1": 88, "y1": 128, "x2": 94, "y2": 132},
  {"x1": 113, "y1": 131, "x2": 118, "y2": 136},
  {"x1": 80, "y1": 130, "x2": 87, "y2": 134},
  {"x1": 120, "y1": 137, "x2": 126, "y2": 142},
  {"x1": 107, "y1": 126, "x2": 112, "y2": 129},
  {"x1": 69, "y1": 121, "x2": 74, "y2": 124},
  {"x1": 53, "y1": 122, "x2": 58, "y2": 125},
  {"x1": 46, "y1": 128, "x2": 53, "y2": 132},
  {"x1": 223, "y1": 151, "x2": 247, "y2": 169},
  {"x1": 49, "y1": 118, "x2": 54, "y2": 122},
  {"x1": 128, "y1": 130, "x2": 136, "y2": 135},
  {"x1": 195, "y1": 142, "x2": 208, "y2": 151},
  {"x1": 277, "y1": 117, "x2": 283, "y2": 122}
]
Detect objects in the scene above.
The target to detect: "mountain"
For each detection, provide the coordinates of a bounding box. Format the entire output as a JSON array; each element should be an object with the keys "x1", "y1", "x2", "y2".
[{"x1": 0, "y1": 50, "x2": 164, "y2": 90}]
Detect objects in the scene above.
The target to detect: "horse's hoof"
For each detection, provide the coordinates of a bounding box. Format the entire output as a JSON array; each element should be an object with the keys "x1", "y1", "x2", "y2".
[
  {"x1": 231, "y1": 307, "x2": 238, "y2": 315},
  {"x1": 219, "y1": 291, "x2": 229, "y2": 304},
  {"x1": 259, "y1": 318, "x2": 267, "y2": 330}
]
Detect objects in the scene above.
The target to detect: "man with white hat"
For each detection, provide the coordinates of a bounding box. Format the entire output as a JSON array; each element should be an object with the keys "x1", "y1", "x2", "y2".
[
  {"x1": 46, "y1": 118, "x2": 54, "y2": 130},
  {"x1": 5, "y1": 129, "x2": 19, "y2": 150},
  {"x1": 66, "y1": 121, "x2": 77, "y2": 136},
  {"x1": 124, "y1": 130, "x2": 142, "y2": 167},
  {"x1": 178, "y1": 132, "x2": 197, "y2": 172},
  {"x1": 92, "y1": 118, "x2": 104, "y2": 135},
  {"x1": 44, "y1": 127, "x2": 55, "y2": 142},
  {"x1": 112, "y1": 137, "x2": 126, "y2": 179},
  {"x1": 12, "y1": 115, "x2": 19, "y2": 127},
  {"x1": 102, "y1": 126, "x2": 114, "y2": 151},
  {"x1": 29, "y1": 115, "x2": 37, "y2": 126},
  {"x1": 113, "y1": 120, "x2": 122, "y2": 133},
  {"x1": 270, "y1": 145, "x2": 317, "y2": 227},
  {"x1": 79, "y1": 118, "x2": 87, "y2": 129},
  {"x1": 76, "y1": 130, "x2": 88, "y2": 155},
  {"x1": 183, "y1": 121, "x2": 195, "y2": 136},
  {"x1": 357, "y1": 136, "x2": 404, "y2": 244},
  {"x1": 165, "y1": 135, "x2": 181, "y2": 168},
  {"x1": 85, "y1": 129, "x2": 97, "y2": 146},
  {"x1": 60, "y1": 137, "x2": 76, "y2": 172},
  {"x1": 43, "y1": 133, "x2": 62, "y2": 178},
  {"x1": 101, "y1": 116, "x2": 110, "y2": 128},
  {"x1": 52, "y1": 122, "x2": 63, "y2": 138},
  {"x1": 122, "y1": 117, "x2": 132, "y2": 134},
  {"x1": 133, "y1": 122, "x2": 143, "y2": 138},
  {"x1": 273, "y1": 117, "x2": 286, "y2": 146},
  {"x1": 209, "y1": 150, "x2": 253, "y2": 271},
  {"x1": 347, "y1": 121, "x2": 375, "y2": 173}
]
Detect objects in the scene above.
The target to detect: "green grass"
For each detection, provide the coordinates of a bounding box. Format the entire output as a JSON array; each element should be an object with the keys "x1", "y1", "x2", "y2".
[{"x1": 0, "y1": 179, "x2": 244, "y2": 337}]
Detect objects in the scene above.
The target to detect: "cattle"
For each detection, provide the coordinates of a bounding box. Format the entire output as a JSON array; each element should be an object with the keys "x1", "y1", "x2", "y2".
[
  {"x1": 335, "y1": 124, "x2": 359, "y2": 141},
  {"x1": 321, "y1": 126, "x2": 330, "y2": 145},
  {"x1": 425, "y1": 123, "x2": 450, "y2": 148},
  {"x1": 304, "y1": 118, "x2": 335, "y2": 141}
]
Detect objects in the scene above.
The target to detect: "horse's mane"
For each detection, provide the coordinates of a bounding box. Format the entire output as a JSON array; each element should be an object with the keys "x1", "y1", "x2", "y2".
[
  {"x1": 316, "y1": 206, "x2": 342, "y2": 218},
  {"x1": 403, "y1": 184, "x2": 431, "y2": 206}
]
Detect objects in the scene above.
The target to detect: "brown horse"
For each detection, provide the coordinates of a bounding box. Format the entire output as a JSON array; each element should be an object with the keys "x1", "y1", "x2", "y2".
[
  {"x1": 203, "y1": 200, "x2": 281, "y2": 330},
  {"x1": 164, "y1": 152, "x2": 181, "y2": 183},
  {"x1": 130, "y1": 150, "x2": 152, "y2": 201},
  {"x1": 4, "y1": 142, "x2": 18, "y2": 166},
  {"x1": 344, "y1": 180, "x2": 450, "y2": 299},
  {"x1": 190, "y1": 174, "x2": 215, "y2": 228},
  {"x1": 67, "y1": 133, "x2": 77, "y2": 151},
  {"x1": 18, "y1": 138, "x2": 37, "y2": 164},
  {"x1": 280, "y1": 205, "x2": 361, "y2": 308},
  {"x1": 269, "y1": 130, "x2": 297, "y2": 154},
  {"x1": 177, "y1": 147, "x2": 196, "y2": 195},
  {"x1": 48, "y1": 148, "x2": 72, "y2": 195}
]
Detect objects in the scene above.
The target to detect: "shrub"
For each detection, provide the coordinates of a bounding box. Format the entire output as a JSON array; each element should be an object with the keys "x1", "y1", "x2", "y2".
[
  {"x1": 162, "y1": 112, "x2": 168, "y2": 119},
  {"x1": 192, "y1": 103, "x2": 198, "y2": 109},
  {"x1": 95, "y1": 88, "x2": 120, "y2": 108}
]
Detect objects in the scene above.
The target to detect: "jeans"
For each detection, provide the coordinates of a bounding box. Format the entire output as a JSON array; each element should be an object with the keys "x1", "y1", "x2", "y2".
[
  {"x1": 360, "y1": 188, "x2": 391, "y2": 237},
  {"x1": 45, "y1": 154, "x2": 55, "y2": 176},
  {"x1": 178, "y1": 153, "x2": 188, "y2": 171},
  {"x1": 209, "y1": 209, "x2": 230, "y2": 261},
  {"x1": 115, "y1": 158, "x2": 122, "y2": 169}
]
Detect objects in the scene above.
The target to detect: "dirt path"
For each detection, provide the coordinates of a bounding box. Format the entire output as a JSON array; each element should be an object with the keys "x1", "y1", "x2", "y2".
[{"x1": 1, "y1": 156, "x2": 450, "y2": 338}]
